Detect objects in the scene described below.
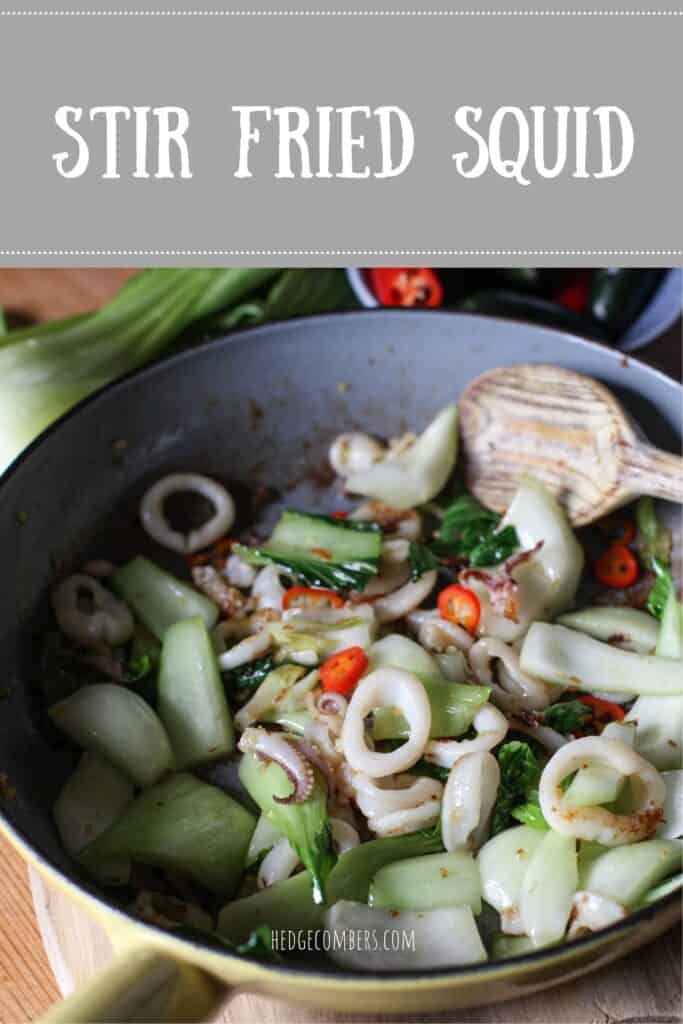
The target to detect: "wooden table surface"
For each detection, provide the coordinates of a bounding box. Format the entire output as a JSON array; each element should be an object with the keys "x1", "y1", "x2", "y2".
[{"x1": 0, "y1": 269, "x2": 680, "y2": 1024}]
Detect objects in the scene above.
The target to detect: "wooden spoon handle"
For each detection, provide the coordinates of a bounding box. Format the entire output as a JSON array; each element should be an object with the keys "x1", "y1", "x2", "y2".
[{"x1": 621, "y1": 441, "x2": 683, "y2": 504}]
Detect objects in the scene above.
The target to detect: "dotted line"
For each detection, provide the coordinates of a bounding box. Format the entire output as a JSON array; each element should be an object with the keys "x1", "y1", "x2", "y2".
[
  {"x1": 1, "y1": 8, "x2": 682, "y2": 13},
  {"x1": 0, "y1": 250, "x2": 681, "y2": 256}
]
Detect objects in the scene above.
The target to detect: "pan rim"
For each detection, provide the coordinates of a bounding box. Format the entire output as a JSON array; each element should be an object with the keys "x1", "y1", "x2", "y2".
[{"x1": 0, "y1": 308, "x2": 680, "y2": 988}]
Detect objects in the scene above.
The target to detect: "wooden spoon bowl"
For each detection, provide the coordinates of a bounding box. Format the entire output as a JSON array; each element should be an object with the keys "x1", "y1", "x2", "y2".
[{"x1": 459, "y1": 364, "x2": 683, "y2": 525}]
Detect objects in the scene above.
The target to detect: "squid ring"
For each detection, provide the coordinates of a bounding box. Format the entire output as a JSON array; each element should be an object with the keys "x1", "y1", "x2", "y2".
[
  {"x1": 52, "y1": 573, "x2": 133, "y2": 648},
  {"x1": 352, "y1": 772, "x2": 443, "y2": 837},
  {"x1": 469, "y1": 637, "x2": 557, "y2": 711},
  {"x1": 373, "y1": 570, "x2": 438, "y2": 624},
  {"x1": 441, "y1": 750, "x2": 500, "y2": 853},
  {"x1": 425, "y1": 704, "x2": 508, "y2": 769},
  {"x1": 330, "y1": 818, "x2": 360, "y2": 854},
  {"x1": 140, "y1": 473, "x2": 235, "y2": 554},
  {"x1": 539, "y1": 736, "x2": 665, "y2": 845},
  {"x1": 408, "y1": 609, "x2": 474, "y2": 654},
  {"x1": 219, "y1": 629, "x2": 271, "y2": 673},
  {"x1": 341, "y1": 668, "x2": 431, "y2": 777},
  {"x1": 329, "y1": 433, "x2": 386, "y2": 477},
  {"x1": 257, "y1": 838, "x2": 300, "y2": 890}
]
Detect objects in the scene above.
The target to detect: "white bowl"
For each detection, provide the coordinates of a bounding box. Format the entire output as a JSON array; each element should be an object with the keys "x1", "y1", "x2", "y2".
[{"x1": 346, "y1": 268, "x2": 682, "y2": 351}]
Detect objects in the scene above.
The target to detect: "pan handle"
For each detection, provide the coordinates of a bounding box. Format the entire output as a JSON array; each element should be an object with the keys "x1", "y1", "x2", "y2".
[{"x1": 38, "y1": 947, "x2": 227, "y2": 1023}]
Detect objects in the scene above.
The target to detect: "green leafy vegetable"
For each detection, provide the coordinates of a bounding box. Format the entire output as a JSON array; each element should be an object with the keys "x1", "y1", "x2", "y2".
[
  {"x1": 440, "y1": 494, "x2": 499, "y2": 542},
  {"x1": 235, "y1": 510, "x2": 382, "y2": 592},
  {"x1": 222, "y1": 655, "x2": 276, "y2": 695},
  {"x1": 636, "y1": 497, "x2": 672, "y2": 569},
  {"x1": 300, "y1": 512, "x2": 382, "y2": 534},
  {"x1": 491, "y1": 741, "x2": 542, "y2": 836},
  {"x1": 407, "y1": 758, "x2": 450, "y2": 784},
  {"x1": 123, "y1": 654, "x2": 153, "y2": 683},
  {"x1": 432, "y1": 493, "x2": 519, "y2": 567},
  {"x1": 234, "y1": 924, "x2": 281, "y2": 960},
  {"x1": 511, "y1": 792, "x2": 549, "y2": 830},
  {"x1": 409, "y1": 542, "x2": 440, "y2": 581},
  {"x1": 218, "y1": 828, "x2": 444, "y2": 943},
  {"x1": 634, "y1": 498, "x2": 675, "y2": 619},
  {"x1": 234, "y1": 546, "x2": 372, "y2": 591},
  {"x1": 262, "y1": 268, "x2": 357, "y2": 320},
  {"x1": 469, "y1": 524, "x2": 520, "y2": 568},
  {"x1": 211, "y1": 269, "x2": 357, "y2": 330},
  {"x1": 542, "y1": 700, "x2": 593, "y2": 735},
  {"x1": 647, "y1": 560, "x2": 675, "y2": 620},
  {"x1": 239, "y1": 748, "x2": 336, "y2": 904}
]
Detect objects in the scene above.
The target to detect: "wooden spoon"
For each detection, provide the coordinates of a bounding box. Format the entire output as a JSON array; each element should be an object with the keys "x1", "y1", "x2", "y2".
[{"x1": 459, "y1": 364, "x2": 683, "y2": 526}]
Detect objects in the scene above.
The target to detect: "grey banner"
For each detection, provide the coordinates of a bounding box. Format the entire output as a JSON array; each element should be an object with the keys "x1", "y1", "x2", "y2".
[{"x1": 0, "y1": 7, "x2": 681, "y2": 266}]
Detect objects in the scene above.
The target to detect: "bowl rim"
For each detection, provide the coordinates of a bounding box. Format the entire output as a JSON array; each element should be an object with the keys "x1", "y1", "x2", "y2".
[
  {"x1": 0, "y1": 308, "x2": 680, "y2": 987},
  {"x1": 345, "y1": 267, "x2": 683, "y2": 352}
]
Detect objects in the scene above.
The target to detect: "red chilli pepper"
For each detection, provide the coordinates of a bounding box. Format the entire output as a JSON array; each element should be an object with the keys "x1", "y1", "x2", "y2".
[
  {"x1": 367, "y1": 268, "x2": 444, "y2": 308},
  {"x1": 320, "y1": 646, "x2": 368, "y2": 696},
  {"x1": 310, "y1": 547, "x2": 333, "y2": 561},
  {"x1": 554, "y1": 271, "x2": 591, "y2": 314},
  {"x1": 437, "y1": 584, "x2": 481, "y2": 636},
  {"x1": 282, "y1": 587, "x2": 345, "y2": 612},
  {"x1": 594, "y1": 543, "x2": 639, "y2": 588},
  {"x1": 578, "y1": 694, "x2": 626, "y2": 723}
]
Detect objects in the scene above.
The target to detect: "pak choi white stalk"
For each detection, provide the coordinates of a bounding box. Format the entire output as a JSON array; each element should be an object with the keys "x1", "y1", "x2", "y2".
[
  {"x1": 556, "y1": 607, "x2": 659, "y2": 654},
  {"x1": 520, "y1": 624, "x2": 683, "y2": 697},
  {"x1": 626, "y1": 587, "x2": 683, "y2": 769},
  {"x1": 519, "y1": 830, "x2": 578, "y2": 947},
  {"x1": 0, "y1": 268, "x2": 279, "y2": 473},
  {"x1": 344, "y1": 404, "x2": 459, "y2": 510}
]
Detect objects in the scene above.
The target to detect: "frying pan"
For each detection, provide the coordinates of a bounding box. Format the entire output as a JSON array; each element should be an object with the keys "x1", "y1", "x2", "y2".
[{"x1": 0, "y1": 311, "x2": 680, "y2": 1022}]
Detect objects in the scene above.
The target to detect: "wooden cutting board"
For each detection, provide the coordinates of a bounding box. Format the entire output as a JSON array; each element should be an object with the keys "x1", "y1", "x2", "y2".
[{"x1": 28, "y1": 867, "x2": 682, "y2": 1024}]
